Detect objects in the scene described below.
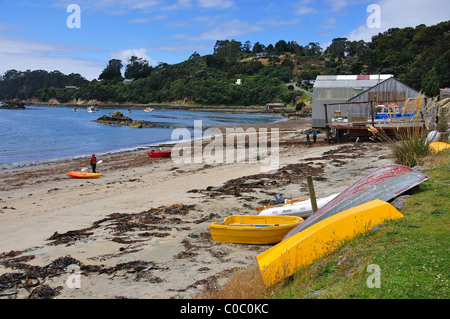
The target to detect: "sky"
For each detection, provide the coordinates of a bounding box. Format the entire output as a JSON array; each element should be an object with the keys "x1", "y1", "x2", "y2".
[{"x1": 0, "y1": 0, "x2": 449, "y2": 80}]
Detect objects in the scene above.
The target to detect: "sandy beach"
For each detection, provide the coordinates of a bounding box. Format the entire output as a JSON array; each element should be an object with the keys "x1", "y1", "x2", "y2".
[{"x1": 0, "y1": 119, "x2": 396, "y2": 299}]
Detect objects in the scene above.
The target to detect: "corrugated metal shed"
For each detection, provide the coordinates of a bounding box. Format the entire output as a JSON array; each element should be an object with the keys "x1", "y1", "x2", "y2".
[
  {"x1": 312, "y1": 74, "x2": 393, "y2": 127},
  {"x1": 343, "y1": 77, "x2": 424, "y2": 118}
]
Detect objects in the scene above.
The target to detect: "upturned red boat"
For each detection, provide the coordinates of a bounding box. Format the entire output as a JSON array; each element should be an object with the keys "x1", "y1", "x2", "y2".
[{"x1": 148, "y1": 150, "x2": 172, "y2": 158}]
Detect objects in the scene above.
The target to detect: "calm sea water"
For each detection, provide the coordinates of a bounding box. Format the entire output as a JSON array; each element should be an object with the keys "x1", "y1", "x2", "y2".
[{"x1": 0, "y1": 106, "x2": 284, "y2": 167}]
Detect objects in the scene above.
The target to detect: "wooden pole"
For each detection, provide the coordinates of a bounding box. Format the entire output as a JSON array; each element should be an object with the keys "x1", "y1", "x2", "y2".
[{"x1": 306, "y1": 176, "x2": 318, "y2": 213}]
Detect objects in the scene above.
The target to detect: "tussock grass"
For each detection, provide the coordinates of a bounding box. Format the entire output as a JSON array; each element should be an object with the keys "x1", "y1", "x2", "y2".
[{"x1": 369, "y1": 94, "x2": 449, "y2": 167}]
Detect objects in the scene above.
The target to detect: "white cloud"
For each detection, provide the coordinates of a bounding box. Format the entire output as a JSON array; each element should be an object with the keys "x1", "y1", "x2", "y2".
[
  {"x1": 346, "y1": 0, "x2": 450, "y2": 42},
  {"x1": 197, "y1": 0, "x2": 235, "y2": 9},
  {"x1": 295, "y1": 0, "x2": 317, "y2": 15},
  {"x1": 0, "y1": 35, "x2": 103, "y2": 80},
  {"x1": 52, "y1": 0, "x2": 160, "y2": 13},
  {"x1": 110, "y1": 48, "x2": 157, "y2": 66},
  {"x1": 174, "y1": 19, "x2": 263, "y2": 41}
]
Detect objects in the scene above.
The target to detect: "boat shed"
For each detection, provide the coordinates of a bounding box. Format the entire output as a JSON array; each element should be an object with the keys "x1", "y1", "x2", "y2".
[
  {"x1": 344, "y1": 77, "x2": 425, "y2": 120},
  {"x1": 312, "y1": 74, "x2": 393, "y2": 128}
]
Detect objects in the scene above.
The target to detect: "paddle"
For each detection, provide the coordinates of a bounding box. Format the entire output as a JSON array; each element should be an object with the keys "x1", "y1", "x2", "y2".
[{"x1": 81, "y1": 160, "x2": 103, "y2": 172}]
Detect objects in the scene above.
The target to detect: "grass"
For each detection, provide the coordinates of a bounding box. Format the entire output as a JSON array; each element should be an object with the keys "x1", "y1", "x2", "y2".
[{"x1": 201, "y1": 150, "x2": 450, "y2": 299}]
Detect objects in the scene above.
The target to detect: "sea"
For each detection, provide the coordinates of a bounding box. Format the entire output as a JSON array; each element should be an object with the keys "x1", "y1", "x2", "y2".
[{"x1": 0, "y1": 106, "x2": 285, "y2": 168}]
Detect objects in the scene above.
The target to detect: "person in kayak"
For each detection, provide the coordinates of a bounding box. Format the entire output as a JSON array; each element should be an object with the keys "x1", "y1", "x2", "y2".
[{"x1": 90, "y1": 154, "x2": 97, "y2": 173}]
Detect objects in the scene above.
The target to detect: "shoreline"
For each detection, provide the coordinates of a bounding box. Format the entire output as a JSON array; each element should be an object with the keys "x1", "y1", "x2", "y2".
[
  {"x1": 0, "y1": 116, "x2": 298, "y2": 171},
  {"x1": 0, "y1": 119, "x2": 396, "y2": 299},
  {"x1": 22, "y1": 101, "x2": 302, "y2": 114}
]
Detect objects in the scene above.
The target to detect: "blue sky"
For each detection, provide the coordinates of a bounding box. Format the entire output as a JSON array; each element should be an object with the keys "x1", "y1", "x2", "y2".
[{"x1": 0, "y1": 0, "x2": 449, "y2": 80}]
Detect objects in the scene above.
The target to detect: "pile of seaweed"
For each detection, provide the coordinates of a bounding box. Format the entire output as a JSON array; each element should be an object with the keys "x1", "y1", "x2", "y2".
[
  {"x1": 0, "y1": 253, "x2": 161, "y2": 299},
  {"x1": 190, "y1": 162, "x2": 325, "y2": 198}
]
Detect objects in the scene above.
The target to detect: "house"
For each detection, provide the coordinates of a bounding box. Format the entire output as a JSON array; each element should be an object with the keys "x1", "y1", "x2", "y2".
[
  {"x1": 122, "y1": 79, "x2": 134, "y2": 84},
  {"x1": 65, "y1": 86, "x2": 78, "y2": 91},
  {"x1": 312, "y1": 74, "x2": 394, "y2": 127}
]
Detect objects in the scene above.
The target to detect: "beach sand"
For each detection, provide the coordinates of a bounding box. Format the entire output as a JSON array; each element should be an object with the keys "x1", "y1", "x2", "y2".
[{"x1": 0, "y1": 120, "x2": 396, "y2": 299}]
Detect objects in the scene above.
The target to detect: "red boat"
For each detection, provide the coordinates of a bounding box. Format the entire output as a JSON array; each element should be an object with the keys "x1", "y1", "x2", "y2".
[{"x1": 148, "y1": 150, "x2": 172, "y2": 158}]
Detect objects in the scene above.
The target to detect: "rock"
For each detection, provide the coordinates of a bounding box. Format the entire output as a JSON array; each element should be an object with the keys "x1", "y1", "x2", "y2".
[
  {"x1": 1, "y1": 100, "x2": 26, "y2": 109},
  {"x1": 94, "y1": 112, "x2": 133, "y2": 125}
]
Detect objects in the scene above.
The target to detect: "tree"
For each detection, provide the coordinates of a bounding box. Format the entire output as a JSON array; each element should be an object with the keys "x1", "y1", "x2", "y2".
[
  {"x1": 243, "y1": 40, "x2": 252, "y2": 53},
  {"x1": 124, "y1": 56, "x2": 151, "y2": 80},
  {"x1": 305, "y1": 42, "x2": 323, "y2": 56},
  {"x1": 325, "y1": 37, "x2": 347, "y2": 58},
  {"x1": 252, "y1": 42, "x2": 265, "y2": 53},
  {"x1": 99, "y1": 59, "x2": 123, "y2": 81},
  {"x1": 275, "y1": 40, "x2": 289, "y2": 54}
]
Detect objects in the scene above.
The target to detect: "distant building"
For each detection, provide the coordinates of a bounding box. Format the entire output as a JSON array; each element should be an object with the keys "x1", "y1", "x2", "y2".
[
  {"x1": 236, "y1": 79, "x2": 242, "y2": 85},
  {"x1": 266, "y1": 103, "x2": 285, "y2": 110},
  {"x1": 123, "y1": 78, "x2": 134, "y2": 84},
  {"x1": 440, "y1": 88, "x2": 450, "y2": 100},
  {"x1": 312, "y1": 74, "x2": 394, "y2": 127},
  {"x1": 65, "y1": 86, "x2": 78, "y2": 91}
]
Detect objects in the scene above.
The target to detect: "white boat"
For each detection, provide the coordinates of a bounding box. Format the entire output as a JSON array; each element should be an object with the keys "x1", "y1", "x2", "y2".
[
  {"x1": 258, "y1": 193, "x2": 340, "y2": 218},
  {"x1": 87, "y1": 106, "x2": 99, "y2": 113},
  {"x1": 144, "y1": 107, "x2": 154, "y2": 112}
]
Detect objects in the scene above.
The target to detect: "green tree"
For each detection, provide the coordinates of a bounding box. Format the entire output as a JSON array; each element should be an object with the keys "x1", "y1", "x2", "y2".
[
  {"x1": 124, "y1": 56, "x2": 152, "y2": 80},
  {"x1": 99, "y1": 59, "x2": 123, "y2": 81}
]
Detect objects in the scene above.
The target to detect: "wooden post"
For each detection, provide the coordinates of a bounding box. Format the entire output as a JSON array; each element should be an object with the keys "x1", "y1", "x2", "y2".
[{"x1": 306, "y1": 176, "x2": 318, "y2": 213}]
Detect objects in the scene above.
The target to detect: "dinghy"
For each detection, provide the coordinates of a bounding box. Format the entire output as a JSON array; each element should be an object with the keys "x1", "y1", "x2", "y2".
[
  {"x1": 208, "y1": 215, "x2": 303, "y2": 245},
  {"x1": 259, "y1": 193, "x2": 339, "y2": 218}
]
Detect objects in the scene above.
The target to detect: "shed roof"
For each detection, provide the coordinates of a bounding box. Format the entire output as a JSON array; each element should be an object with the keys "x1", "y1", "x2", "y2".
[{"x1": 313, "y1": 74, "x2": 393, "y2": 89}]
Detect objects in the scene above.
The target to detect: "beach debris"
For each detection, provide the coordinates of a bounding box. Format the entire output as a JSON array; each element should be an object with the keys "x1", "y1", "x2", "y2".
[{"x1": 0, "y1": 253, "x2": 163, "y2": 298}]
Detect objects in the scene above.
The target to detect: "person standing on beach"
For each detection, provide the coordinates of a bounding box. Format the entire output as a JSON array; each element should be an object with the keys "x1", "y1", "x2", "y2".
[
  {"x1": 90, "y1": 154, "x2": 97, "y2": 173},
  {"x1": 312, "y1": 130, "x2": 318, "y2": 144},
  {"x1": 305, "y1": 133, "x2": 311, "y2": 146}
]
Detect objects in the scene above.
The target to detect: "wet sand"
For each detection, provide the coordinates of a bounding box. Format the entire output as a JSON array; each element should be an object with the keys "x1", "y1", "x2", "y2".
[{"x1": 0, "y1": 119, "x2": 395, "y2": 299}]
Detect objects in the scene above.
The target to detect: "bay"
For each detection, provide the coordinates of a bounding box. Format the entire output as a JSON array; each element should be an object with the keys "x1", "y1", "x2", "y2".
[{"x1": 0, "y1": 106, "x2": 285, "y2": 168}]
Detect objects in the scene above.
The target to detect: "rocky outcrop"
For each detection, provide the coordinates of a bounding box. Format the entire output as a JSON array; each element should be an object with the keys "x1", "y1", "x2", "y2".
[
  {"x1": 1, "y1": 100, "x2": 26, "y2": 109},
  {"x1": 95, "y1": 111, "x2": 133, "y2": 125},
  {"x1": 94, "y1": 111, "x2": 179, "y2": 129}
]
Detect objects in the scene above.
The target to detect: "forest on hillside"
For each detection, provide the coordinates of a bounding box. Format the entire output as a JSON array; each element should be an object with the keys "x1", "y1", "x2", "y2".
[{"x1": 1, "y1": 20, "x2": 449, "y2": 107}]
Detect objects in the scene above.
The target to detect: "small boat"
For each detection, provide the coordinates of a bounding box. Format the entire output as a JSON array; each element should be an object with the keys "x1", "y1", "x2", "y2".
[
  {"x1": 87, "y1": 106, "x2": 99, "y2": 113},
  {"x1": 144, "y1": 107, "x2": 154, "y2": 112},
  {"x1": 429, "y1": 142, "x2": 450, "y2": 153},
  {"x1": 284, "y1": 164, "x2": 429, "y2": 240},
  {"x1": 258, "y1": 193, "x2": 340, "y2": 218},
  {"x1": 373, "y1": 104, "x2": 414, "y2": 120},
  {"x1": 208, "y1": 215, "x2": 303, "y2": 245},
  {"x1": 257, "y1": 200, "x2": 404, "y2": 286},
  {"x1": 148, "y1": 150, "x2": 172, "y2": 158},
  {"x1": 68, "y1": 171, "x2": 101, "y2": 179},
  {"x1": 73, "y1": 107, "x2": 77, "y2": 112}
]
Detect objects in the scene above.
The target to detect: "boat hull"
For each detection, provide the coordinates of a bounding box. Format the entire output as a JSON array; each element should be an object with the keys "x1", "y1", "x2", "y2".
[
  {"x1": 68, "y1": 171, "x2": 101, "y2": 179},
  {"x1": 148, "y1": 151, "x2": 172, "y2": 158},
  {"x1": 284, "y1": 164, "x2": 428, "y2": 240},
  {"x1": 257, "y1": 200, "x2": 404, "y2": 286},
  {"x1": 208, "y1": 215, "x2": 303, "y2": 245},
  {"x1": 259, "y1": 193, "x2": 339, "y2": 218}
]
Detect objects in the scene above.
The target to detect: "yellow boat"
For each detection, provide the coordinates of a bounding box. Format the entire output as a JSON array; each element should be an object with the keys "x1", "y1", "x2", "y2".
[
  {"x1": 208, "y1": 215, "x2": 303, "y2": 245},
  {"x1": 429, "y1": 142, "x2": 449, "y2": 153},
  {"x1": 256, "y1": 199, "x2": 404, "y2": 286}
]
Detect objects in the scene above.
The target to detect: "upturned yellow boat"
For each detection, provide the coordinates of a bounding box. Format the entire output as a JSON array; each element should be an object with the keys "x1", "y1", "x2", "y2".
[
  {"x1": 257, "y1": 199, "x2": 404, "y2": 286},
  {"x1": 208, "y1": 215, "x2": 303, "y2": 245},
  {"x1": 429, "y1": 142, "x2": 449, "y2": 153}
]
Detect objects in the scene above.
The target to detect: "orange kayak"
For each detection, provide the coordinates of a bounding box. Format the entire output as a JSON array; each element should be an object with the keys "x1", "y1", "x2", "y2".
[{"x1": 68, "y1": 171, "x2": 101, "y2": 179}]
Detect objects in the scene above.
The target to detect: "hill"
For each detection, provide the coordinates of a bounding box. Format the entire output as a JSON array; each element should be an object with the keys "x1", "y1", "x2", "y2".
[{"x1": 1, "y1": 20, "x2": 449, "y2": 107}]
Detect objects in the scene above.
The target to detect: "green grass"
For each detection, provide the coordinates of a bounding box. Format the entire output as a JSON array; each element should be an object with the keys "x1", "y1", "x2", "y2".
[{"x1": 269, "y1": 151, "x2": 449, "y2": 299}]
